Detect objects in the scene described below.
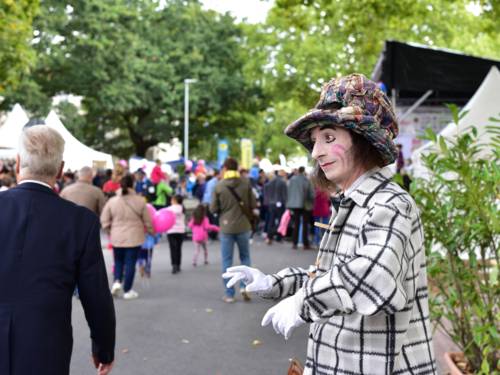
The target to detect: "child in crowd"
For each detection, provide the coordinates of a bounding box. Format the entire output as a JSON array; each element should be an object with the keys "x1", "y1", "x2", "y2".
[
  {"x1": 188, "y1": 204, "x2": 219, "y2": 266},
  {"x1": 167, "y1": 195, "x2": 186, "y2": 274},
  {"x1": 137, "y1": 233, "x2": 160, "y2": 278}
]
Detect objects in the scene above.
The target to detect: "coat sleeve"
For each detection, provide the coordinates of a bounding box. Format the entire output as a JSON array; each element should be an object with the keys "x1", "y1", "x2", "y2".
[
  {"x1": 298, "y1": 200, "x2": 417, "y2": 322},
  {"x1": 100, "y1": 201, "x2": 112, "y2": 232},
  {"x1": 260, "y1": 266, "x2": 310, "y2": 299},
  {"x1": 97, "y1": 190, "x2": 106, "y2": 216},
  {"x1": 209, "y1": 187, "x2": 219, "y2": 214},
  {"x1": 77, "y1": 217, "x2": 116, "y2": 364},
  {"x1": 142, "y1": 201, "x2": 154, "y2": 234}
]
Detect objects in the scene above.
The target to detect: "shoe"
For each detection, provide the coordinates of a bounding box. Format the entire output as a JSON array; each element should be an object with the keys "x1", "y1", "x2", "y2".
[
  {"x1": 222, "y1": 295, "x2": 235, "y2": 303},
  {"x1": 111, "y1": 281, "x2": 123, "y2": 297},
  {"x1": 172, "y1": 268, "x2": 178, "y2": 274},
  {"x1": 292, "y1": 244, "x2": 298, "y2": 250},
  {"x1": 265, "y1": 238, "x2": 273, "y2": 245},
  {"x1": 204, "y1": 260, "x2": 209, "y2": 265},
  {"x1": 123, "y1": 290, "x2": 139, "y2": 300},
  {"x1": 192, "y1": 263, "x2": 197, "y2": 267},
  {"x1": 241, "y1": 290, "x2": 251, "y2": 302},
  {"x1": 303, "y1": 245, "x2": 312, "y2": 250}
]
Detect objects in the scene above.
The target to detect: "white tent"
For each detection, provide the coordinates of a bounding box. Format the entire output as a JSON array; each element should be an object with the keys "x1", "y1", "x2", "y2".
[
  {"x1": 411, "y1": 66, "x2": 500, "y2": 178},
  {"x1": 0, "y1": 104, "x2": 30, "y2": 152},
  {"x1": 44, "y1": 111, "x2": 113, "y2": 171}
]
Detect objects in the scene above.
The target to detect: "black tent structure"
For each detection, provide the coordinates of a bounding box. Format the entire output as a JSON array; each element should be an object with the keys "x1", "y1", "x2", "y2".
[{"x1": 371, "y1": 40, "x2": 500, "y2": 107}]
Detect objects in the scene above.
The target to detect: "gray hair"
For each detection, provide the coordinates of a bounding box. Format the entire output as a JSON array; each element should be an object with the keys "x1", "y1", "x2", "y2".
[
  {"x1": 78, "y1": 166, "x2": 93, "y2": 180},
  {"x1": 18, "y1": 125, "x2": 65, "y2": 179}
]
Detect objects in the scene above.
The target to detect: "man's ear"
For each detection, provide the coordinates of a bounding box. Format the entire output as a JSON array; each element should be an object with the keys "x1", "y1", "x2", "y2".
[
  {"x1": 15, "y1": 154, "x2": 20, "y2": 175},
  {"x1": 56, "y1": 161, "x2": 65, "y2": 180}
]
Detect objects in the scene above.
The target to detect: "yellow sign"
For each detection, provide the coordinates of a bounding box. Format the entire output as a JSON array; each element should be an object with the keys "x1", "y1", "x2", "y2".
[{"x1": 240, "y1": 139, "x2": 253, "y2": 169}]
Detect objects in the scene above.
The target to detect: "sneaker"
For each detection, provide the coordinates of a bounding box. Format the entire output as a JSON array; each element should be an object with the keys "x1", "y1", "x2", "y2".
[
  {"x1": 111, "y1": 281, "x2": 123, "y2": 297},
  {"x1": 241, "y1": 290, "x2": 251, "y2": 302},
  {"x1": 192, "y1": 262, "x2": 197, "y2": 267},
  {"x1": 123, "y1": 290, "x2": 139, "y2": 300},
  {"x1": 222, "y1": 295, "x2": 235, "y2": 303},
  {"x1": 204, "y1": 260, "x2": 209, "y2": 265}
]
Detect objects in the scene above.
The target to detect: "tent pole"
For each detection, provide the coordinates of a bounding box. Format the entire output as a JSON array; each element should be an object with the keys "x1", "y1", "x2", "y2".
[
  {"x1": 391, "y1": 89, "x2": 397, "y2": 110},
  {"x1": 398, "y1": 90, "x2": 433, "y2": 121}
]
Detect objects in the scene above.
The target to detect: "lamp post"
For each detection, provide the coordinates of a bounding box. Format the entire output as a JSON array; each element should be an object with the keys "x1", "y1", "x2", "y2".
[{"x1": 184, "y1": 78, "x2": 197, "y2": 161}]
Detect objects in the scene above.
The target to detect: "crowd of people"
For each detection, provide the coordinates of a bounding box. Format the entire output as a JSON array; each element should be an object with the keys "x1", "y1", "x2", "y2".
[
  {"x1": 0, "y1": 73, "x2": 435, "y2": 375},
  {"x1": 1, "y1": 152, "x2": 341, "y2": 303}
]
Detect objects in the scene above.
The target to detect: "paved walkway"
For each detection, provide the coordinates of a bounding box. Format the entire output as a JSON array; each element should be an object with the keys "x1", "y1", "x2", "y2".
[{"x1": 70, "y1": 235, "x2": 454, "y2": 374}]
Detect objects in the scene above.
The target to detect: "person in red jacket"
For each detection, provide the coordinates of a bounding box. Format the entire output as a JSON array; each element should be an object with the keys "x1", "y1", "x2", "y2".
[
  {"x1": 150, "y1": 159, "x2": 166, "y2": 185},
  {"x1": 312, "y1": 188, "x2": 331, "y2": 246}
]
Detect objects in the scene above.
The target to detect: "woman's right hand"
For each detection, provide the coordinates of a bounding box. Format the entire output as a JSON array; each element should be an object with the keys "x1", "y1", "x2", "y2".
[{"x1": 222, "y1": 266, "x2": 273, "y2": 293}]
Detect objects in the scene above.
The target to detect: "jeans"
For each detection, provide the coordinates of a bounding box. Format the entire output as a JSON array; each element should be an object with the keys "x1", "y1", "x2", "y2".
[
  {"x1": 137, "y1": 248, "x2": 154, "y2": 275},
  {"x1": 220, "y1": 231, "x2": 251, "y2": 297},
  {"x1": 291, "y1": 208, "x2": 311, "y2": 247},
  {"x1": 113, "y1": 246, "x2": 140, "y2": 292},
  {"x1": 267, "y1": 204, "x2": 285, "y2": 241}
]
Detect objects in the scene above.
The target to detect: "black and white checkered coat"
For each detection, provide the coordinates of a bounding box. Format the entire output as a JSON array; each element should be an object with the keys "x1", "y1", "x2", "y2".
[{"x1": 263, "y1": 167, "x2": 436, "y2": 375}]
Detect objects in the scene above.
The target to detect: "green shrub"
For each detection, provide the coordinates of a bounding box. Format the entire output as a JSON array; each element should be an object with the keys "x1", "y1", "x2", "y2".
[{"x1": 411, "y1": 105, "x2": 499, "y2": 373}]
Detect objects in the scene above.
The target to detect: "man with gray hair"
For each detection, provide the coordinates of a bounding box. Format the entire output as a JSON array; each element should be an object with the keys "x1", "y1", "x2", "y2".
[
  {"x1": 0, "y1": 124, "x2": 115, "y2": 375},
  {"x1": 61, "y1": 166, "x2": 106, "y2": 216}
]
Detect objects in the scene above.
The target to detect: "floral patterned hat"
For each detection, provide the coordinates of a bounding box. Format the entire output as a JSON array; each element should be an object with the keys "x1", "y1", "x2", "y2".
[{"x1": 284, "y1": 73, "x2": 399, "y2": 166}]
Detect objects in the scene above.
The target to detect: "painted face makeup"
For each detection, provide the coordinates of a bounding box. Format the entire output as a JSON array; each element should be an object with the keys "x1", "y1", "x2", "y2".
[
  {"x1": 330, "y1": 144, "x2": 347, "y2": 158},
  {"x1": 311, "y1": 126, "x2": 359, "y2": 190}
]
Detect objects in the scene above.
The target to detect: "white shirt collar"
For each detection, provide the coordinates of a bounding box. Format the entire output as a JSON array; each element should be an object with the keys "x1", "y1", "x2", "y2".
[{"x1": 19, "y1": 179, "x2": 53, "y2": 190}]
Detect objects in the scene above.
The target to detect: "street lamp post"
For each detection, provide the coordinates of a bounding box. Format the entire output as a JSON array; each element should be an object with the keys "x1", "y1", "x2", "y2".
[{"x1": 184, "y1": 78, "x2": 197, "y2": 161}]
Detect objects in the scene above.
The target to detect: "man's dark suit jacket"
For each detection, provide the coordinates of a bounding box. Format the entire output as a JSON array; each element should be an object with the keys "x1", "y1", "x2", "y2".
[{"x1": 0, "y1": 182, "x2": 115, "y2": 375}]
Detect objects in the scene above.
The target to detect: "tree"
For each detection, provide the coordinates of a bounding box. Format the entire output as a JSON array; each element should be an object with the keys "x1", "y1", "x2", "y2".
[
  {"x1": 238, "y1": 0, "x2": 500, "y2": 157},
  {"x1": 0, "y1": 0, "x2": 39, "y2": 93},
  {"x1": 2, "y1": 0, "x2": 261, "y2": 158}
]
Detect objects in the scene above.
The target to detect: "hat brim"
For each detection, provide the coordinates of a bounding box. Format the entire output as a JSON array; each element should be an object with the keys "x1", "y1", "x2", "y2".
[{"x1": 284, "y1": 109, "x2": 398, "y2": 166}]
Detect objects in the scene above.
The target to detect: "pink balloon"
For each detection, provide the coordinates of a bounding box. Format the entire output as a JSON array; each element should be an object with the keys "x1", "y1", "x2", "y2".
[
  {"x1": 185, "y1": 160, "x2": 193, "y2": 171},
  {"x1": 146, "y1": 203, "x2": 156, "y2": 221},
  {"x1": 153, "y1": 208, "x2": 176, "y2": 233}
]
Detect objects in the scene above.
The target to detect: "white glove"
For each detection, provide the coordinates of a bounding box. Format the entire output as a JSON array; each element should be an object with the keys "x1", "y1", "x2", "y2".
[
  {"x1": 222, "y1": 266, "x2": 273, "y2": 293},
  {"x1": 261, "y1": 292, "x2": 305, "y2": 340}
]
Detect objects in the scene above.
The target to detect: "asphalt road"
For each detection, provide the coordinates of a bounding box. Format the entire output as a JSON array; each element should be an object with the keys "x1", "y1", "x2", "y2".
[
  {"x1": 70, "y1": 234, "x2": 317, "y2": 375},
  {"x1": 69, "y1": 233, "x2": 450, "y2": 374}
]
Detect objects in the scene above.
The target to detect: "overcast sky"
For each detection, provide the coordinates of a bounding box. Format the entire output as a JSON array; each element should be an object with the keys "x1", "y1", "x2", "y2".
[{"x1": 201, "y1": 0, "x2": 274, "y2": 23}]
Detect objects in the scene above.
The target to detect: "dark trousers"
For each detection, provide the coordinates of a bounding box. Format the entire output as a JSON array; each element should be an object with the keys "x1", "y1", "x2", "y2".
[
  {"x1": 267, "y1": 204, "x2": 285, "y2": 241},
  {"x1": 167, "y1": 233, "x2": 184, "y2": 268},
  {"x1": 291, "y1": 208, "x2": 311, "y2": 247},
  {"x1": 113, "y1": 246, "x2": 140, "y2": 292}
]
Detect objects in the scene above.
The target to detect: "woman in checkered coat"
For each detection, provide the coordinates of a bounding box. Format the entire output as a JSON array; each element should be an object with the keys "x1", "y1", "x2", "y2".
[{"x1": 223, "y1": 74, "x2": 437, "y2": 374}]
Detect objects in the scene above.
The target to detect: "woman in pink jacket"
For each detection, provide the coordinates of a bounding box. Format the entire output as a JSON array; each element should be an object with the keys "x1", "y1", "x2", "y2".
[{"x1": 188, "y1": 205, "x2": 219, "y2": 266}]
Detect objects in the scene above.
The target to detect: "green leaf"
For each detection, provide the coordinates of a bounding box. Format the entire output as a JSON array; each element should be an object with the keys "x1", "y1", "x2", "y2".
[{"x1": 438, "y1": 136, "x2": 448, "y2": 153}]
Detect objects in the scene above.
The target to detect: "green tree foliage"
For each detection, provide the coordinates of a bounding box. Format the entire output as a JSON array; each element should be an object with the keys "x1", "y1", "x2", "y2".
[
  {"x1": 240, "y1": 0, "x2": 500, "y2": 158},
  {"x1": 0, "y1": 0, "x2": 39, "y2": 93},
  {"x1": 3, "y1": 0, "x2": 260, "y2": 158}
]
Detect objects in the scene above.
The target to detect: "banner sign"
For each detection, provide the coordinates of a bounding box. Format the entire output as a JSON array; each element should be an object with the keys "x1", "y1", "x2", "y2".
[
  {"x1": 240, "y1": 138, "x2": 253, "y2": 169},
  {"x1": 217, "y1": 139, "x2": 229, "y2": 168}
]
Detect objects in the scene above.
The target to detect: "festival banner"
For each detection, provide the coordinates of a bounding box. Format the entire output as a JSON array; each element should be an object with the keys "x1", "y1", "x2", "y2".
[
  {"x1": 217, "y1": 139, "x2": 229, "y2": 168},
  {"x1": 240, "y1": 138, "x2": 253, "y2": 169}
]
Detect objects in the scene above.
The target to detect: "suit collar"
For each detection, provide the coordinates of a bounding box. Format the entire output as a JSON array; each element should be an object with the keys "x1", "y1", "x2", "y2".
[{"x1": 16, "y1": 181, "x2": 57, "y2": 196}]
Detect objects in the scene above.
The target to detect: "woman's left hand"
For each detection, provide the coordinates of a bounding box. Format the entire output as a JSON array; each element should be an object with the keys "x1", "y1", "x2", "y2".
[{"x1": 261, "y1": 293, "x2": 305, "y2": 340}]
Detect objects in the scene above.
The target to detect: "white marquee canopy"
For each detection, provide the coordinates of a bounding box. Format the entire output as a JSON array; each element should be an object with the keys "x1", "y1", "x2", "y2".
[
  {"x1": 0, "y1": 104, "x2": 30, "y2": 151},
  {"x1": 411, "y1": 66, "x2": 500, "y2": 178},
  {"x1": 44, "y1": 111, "x2": 113, "y2": 171}
]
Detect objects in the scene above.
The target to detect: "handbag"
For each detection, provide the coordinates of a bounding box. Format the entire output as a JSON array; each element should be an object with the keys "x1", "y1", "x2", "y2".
[
  {"x1": 225, "y1": 185, "x2": 258, "y2": 231},
  {"x1": 287, "y1": 358, "x2": 304, "y2": 375}
]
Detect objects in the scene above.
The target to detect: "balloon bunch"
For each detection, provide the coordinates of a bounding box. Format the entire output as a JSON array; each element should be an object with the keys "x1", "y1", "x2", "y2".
[{"x1": 146, "y1": 204, "x2": 176, "y2": 233}]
